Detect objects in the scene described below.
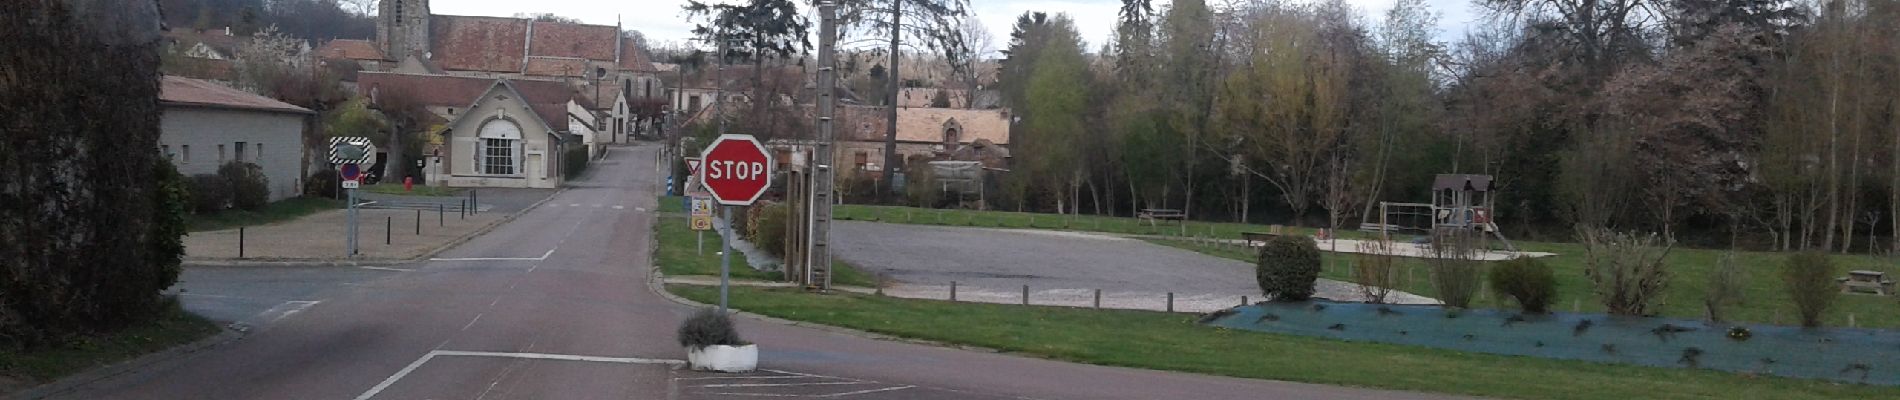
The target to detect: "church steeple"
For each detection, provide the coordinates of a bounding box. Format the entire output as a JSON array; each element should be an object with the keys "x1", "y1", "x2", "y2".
[{"x1": 377, "y1": 0, "x2": 431, "y2": 60}]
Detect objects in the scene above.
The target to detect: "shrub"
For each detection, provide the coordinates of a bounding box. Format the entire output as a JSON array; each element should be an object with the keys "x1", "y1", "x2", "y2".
[
  {"x1": 1351, "y1": 240, "x2": 1399, "y2": 304},
  {"x1": 304, "y1": 168, "x2": 340, "y2": 199},
  {"x1": 1577, "y1": 227, "x2": 1674, "y2": 316},
  {"x1": 218, "y1": 161, "x2": 270, "y2": 211},
  {"x1": 564, "y1": 144, "x2": 589, "y2": 178},
  {"x1": 187, "y1": 174, "x2": 232, "y2": 213},
  {"x1": 749, "y1": 202, "x2": 789, "y2": 256},
  {"x1": 1781, "y1": 251, "x2": 1838, "y2": 328},
  {"x1": 1427, "y1": 231, "x2": 1484, "y2": 308},
  {"x1": 1704, "y1": 252, "x2": 1746, "y2": 322},
  {"x1": 677, "y1": 308, "x2": 745, "y2": 349},
  {"x1": 1257, "y1": 235, "x2": 1322, "y2": 301},
  {"x1": 1488, "y1": 257, "x2": 1558, "y2": 313},
  {"x1": 145, "y1": 158, "x2": 188, "y2": 299}
]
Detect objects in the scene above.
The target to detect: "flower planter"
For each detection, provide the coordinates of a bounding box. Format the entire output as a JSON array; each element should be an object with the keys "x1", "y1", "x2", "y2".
[{"x1": 686, "y1": 344, "x2": 758, "y2": 372}]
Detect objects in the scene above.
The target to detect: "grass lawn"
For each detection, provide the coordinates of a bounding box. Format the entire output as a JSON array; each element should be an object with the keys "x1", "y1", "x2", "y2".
[
  {"x1": 835, "y1": 204, "x2": 1900, "y2": 329},
  {"x1": 362, "y1": 183, "x2": 463, "y2": 197},
  {"x1": 0, "y1": 301, "x2": 221, "y2": 391},
  {"x1": 671, "y1": 285, "x2": 1899, "y2": 400},
  {"x1": 654, "y1": 209, "x2": 877, "y2": 287},
  {"x1": 185, "y1": 197, "x2": 342, "y2": 232}
]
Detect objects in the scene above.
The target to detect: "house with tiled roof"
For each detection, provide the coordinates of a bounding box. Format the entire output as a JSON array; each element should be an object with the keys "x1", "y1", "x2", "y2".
[
  {"x1": 316, "y1": 39, "x2": 388, "y2": 70},
  {"x1": 159, "y1": 76, "x2": 315, "y2": 201},
  {"x1": 374, "y1": 0, "x2": 664, "y2": 144},
  {"x1": 358, "y1": 72, "x2": 588, "y2": 188}
]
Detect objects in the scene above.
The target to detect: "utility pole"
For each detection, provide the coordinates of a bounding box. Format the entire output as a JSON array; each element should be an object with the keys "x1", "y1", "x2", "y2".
[
  {"x1": 878, "y1": 0, "x2": 901, "y2": 202},
  {"x1": 809, "y1": 2, "x2": 839, "y2": 290},
  {"x1": 715, "y1": 25, "x2": 733, "y2": 313}
]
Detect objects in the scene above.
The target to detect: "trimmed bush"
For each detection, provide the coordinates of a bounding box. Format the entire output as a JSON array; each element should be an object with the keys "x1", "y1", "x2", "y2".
[
  {"x1": 1781, "y1": 252, "x2": 1838, "y2": 328},
  {"x1": 1257, "y1": 235, "x2": 1322, "y2": 301},
  {"x1": 677, "y1": 308, "x2": 744, "y2": 349},
  {"x1": 304, "y1": 168, "x2": 340, "y2": 199},
  {"x1": 750, "y1": 203, "x2": 789, "y2": 257},
  {"x1": 145, "y1": 158, "x2": 188, "y2": 299},
  {"x1": 218, "y1": 161, "x2": 270, "y2": 211},
  {"x1": 187, "y1": 174, "x2": 231, "y2": 214},
  {"x1": 1488, "y1": 257, "x2": 1558, "y2": 313}
]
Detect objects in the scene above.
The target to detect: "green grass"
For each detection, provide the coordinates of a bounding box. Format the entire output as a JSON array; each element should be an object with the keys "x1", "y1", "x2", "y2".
[
  {"x1": 185, "y1": 197, "x2": 342, "y2": 232},
  {"x1": 361, "y1": 183, "x2": 464, "y2": 197},
  {"x1": 653, "y1": 210, "x2": 877, "y2": 287},
  {"x1": 0, "y1": 300, "x2": 222, "y2": 386},
  {"x1": 671, "y1": 285, "x2": 1900, "y2": 400},
  {"x1": 835, "y1": 203, "x2": 1900, "y2": 329}
]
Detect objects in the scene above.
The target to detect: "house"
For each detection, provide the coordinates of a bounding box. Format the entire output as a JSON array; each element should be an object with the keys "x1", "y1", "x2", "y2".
[
  {"x1": 315, "y1": 39, "x2": 389, "y2": 71},
  {"x1": 357, "y1": 72, "x2": 581, "y2": 188},
  {"x1": 158, "y1": 76, "x2": 314, "y2": 201}
]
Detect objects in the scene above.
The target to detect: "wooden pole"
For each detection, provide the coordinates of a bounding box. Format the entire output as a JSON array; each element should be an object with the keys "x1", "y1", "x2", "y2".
[
  {"x1": 1093, "y1": 289, "x2": 1101, "y2": 308},
  {"x1": 1167, "y1": 292, "x2": 1174, "y2": 312},
  {"x1": 950, "y1": 281, "x2": 957, "y2": 301},
  {"x1": 1021, "y1": 285, "x2": 1029, "y2": 305}
]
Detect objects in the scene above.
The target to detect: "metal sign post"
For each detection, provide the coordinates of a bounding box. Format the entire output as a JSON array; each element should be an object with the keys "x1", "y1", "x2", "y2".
[
  {"x1": 697, "y1": 135, "x2": 773, "y2": 313},
  {"x1": 341, "y1": 163, "x2": 362, "y2": 257}
]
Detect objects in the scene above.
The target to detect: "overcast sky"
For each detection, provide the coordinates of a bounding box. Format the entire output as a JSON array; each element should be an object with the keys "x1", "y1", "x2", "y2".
[{"x1": 432, "y1": 0, "x2": 1488, "y2": 55}]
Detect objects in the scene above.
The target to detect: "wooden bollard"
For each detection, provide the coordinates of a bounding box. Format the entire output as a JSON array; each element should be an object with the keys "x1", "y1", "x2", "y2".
[
  {"x1": 238, "y1": 226, "x2": 246, "y2": 259},
  {"x1": 1241, "y1": 295, "x2": 1249, "y2": 306},
  {"x1": 1093, "y1": 289, "x2": 1101, "y2": 308},
  {"x1": 1167, "y1": 292, "x2": 1174, "y2": 312},
  {"x1": 1021, "y1": 285, "x2": 1029, "y2": 305},
  {"x1": 950, "y1": 281, "x2": 958, "y2": 302}
]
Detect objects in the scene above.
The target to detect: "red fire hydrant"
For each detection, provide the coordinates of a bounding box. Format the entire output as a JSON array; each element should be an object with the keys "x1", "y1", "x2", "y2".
[{"x1": 404, "y1": 176, "x2": 413, "y2": 192}]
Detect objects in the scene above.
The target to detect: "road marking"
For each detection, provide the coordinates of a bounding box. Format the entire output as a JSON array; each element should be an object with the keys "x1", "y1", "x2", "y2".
[
  {"x1": 613, "y1": 205, "x2": 625, "y2": 210},
  {"x1": 697, "y1": 382, "x2": 869, "y2": 388},
  {"x1": 355, "y1": 350, "x2": 685, "y2": 400},
  {"x1": 259, "y1": 300, "x2": 320, "y2": 324},
  {"x1": 429, "y1": 257, "x2": 542, "y2": 261},
  {"x1": 460, "y1": 313, "x2": 483, "y2": 331},
  {"x1": 636, "y1": 207, "x2": 647, "y2": 212},
  {"x1": 703, "y1": 393, "x2": 803, "y2": 398},
  {"x1": 569, "y1": 203, "x2": 581, "y2": 207},
  {"x1": 675, "y1": 375, "x2": 820, "y2": 380},
  {"x1": 820, "y1": 386, "x2": 915, "y2": 397},
  {"x1": 359, "y1": 266, "x2": 413, "y2": 272},
  {"x1": 542, "y1": 248, "x2": 556, "y2": 259},
  {"x1": 591, "y1": 204, "x2": 602, "y2": 208}
]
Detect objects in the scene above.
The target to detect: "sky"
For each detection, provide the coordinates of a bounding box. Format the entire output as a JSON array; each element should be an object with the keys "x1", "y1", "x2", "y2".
[{"x1": 432, "y1": 0, "x2": 1489, "y2": 55}]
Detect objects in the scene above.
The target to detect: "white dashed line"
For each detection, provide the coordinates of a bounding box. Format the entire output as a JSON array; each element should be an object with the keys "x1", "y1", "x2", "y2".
[
  {"x1": 612, "y1": 205, "x2": 625, "y2": 210},
  {"x1": 820, "y1": 386, "x2": 915, "y2": 397}
]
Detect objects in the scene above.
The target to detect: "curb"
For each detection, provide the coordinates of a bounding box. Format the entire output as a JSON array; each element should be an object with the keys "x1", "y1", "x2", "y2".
[
  {"x1": 179, "y1": 188, "x2": 568, "y2": 268},
  {"x1": 7, "y1": 326, "x2": 246, "y2": 400}
]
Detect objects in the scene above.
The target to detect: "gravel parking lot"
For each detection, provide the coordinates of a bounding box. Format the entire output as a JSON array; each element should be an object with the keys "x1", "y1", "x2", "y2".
[{"x1": 832, "y1": 221, "x2": 1433, "y2": 312}]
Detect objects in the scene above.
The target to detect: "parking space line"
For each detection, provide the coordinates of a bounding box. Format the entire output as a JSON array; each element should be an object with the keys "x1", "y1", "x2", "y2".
[
  {"x1": 698, "y1": 382, "x2": 869, "y2": 388},
  {"x1": 821, "y1": 386, "x2": 915, "y2": 397},
  {"x1": 355, "y1": 350, "x2": 686, "y2": 400}
]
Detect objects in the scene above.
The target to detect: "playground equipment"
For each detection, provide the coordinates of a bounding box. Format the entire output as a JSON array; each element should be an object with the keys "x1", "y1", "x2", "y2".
[{"x1": 1363, "y1": 174, "x2": 1518, "y2": 251}]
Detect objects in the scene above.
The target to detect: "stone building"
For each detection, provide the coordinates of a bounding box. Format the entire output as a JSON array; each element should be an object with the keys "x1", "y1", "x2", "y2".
[
  {"x1": 357, "y1": 72, "x2": 583, "y2": 188},
  {"x1": 158, "y1": 76, "x2": 314, "y2": 201}
]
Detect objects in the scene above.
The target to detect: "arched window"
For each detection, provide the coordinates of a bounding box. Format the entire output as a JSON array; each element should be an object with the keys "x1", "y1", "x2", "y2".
[{"x1": 478, "y1": 119, "x2": 522, "y2": 175}]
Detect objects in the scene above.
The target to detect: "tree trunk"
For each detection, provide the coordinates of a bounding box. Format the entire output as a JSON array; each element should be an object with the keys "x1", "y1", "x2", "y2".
[
  {"x1": 877, "y1": 0, "x2": 901, "y2": 203},
  {"x1": 1240, "y1": 174, "x2": 1250, "y2": 224},
  {"x1": 384, "y1": 125, "x2": 405, "y2": 183},
  {"x1": 1891, "y1": 100, "x2": 1898, "y2": 254}
]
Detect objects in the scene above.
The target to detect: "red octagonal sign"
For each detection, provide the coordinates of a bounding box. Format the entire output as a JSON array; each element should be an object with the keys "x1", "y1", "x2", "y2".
[{"x1": 696, "y1": 134, "x2": 774, "y2": 206}]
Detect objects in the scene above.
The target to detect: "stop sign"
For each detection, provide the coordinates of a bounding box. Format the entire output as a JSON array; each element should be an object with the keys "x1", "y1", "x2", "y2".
[{"x1": 696, "y1": 134, "x2": 774, "y2": 205}]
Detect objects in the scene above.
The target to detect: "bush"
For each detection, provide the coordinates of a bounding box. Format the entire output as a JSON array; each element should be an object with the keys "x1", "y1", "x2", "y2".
[
  {"x1": 1488, "y1": 257, "x2": 1558, "y2": 313},
  {"x1": 1781, "y1": 251, "x2": 1838, "y2": 328},
  {"x1": 145, "y1": 158, "x2": 188, "y2": 300},
  {"x1": 750, "y1": 203, "x2": 789, "y2": 257},
  {"x1": 1351, "y1": 240, "x2": 1399, "y2": 304},
  {"x1": 564, "y1": 144, "x2": 589, "y2": 179},
  {"x1": 677, "y1": 308, "x2": 744, "y2": 349},
  {"x1": 1256, "y1": 235, "x2": 1321, "y2": 301},
  {"x1": 1704, "y1": 252, "x2": 1746, "y2": 322},
  {"x1": 304, "y1": 168, "x2": 340, "y2": 199},
  {"x1": 218, "y1": 161, "x2": 270, "y2": 211},
  {"x1": 1577, "y1": 227, "x2": 1674, "y2": 316},
  {"x1": 187, "y1": 174, "x2": 231, "y2": 213},
  {"x1": 1427, "y1": 231, "x2": 1484, "y2": 308}
]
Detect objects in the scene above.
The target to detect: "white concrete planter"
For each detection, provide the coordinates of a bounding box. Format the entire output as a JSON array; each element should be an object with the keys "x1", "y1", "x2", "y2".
[{"x1": 686, "y1": 344, "x2": 758, "y2": 372}]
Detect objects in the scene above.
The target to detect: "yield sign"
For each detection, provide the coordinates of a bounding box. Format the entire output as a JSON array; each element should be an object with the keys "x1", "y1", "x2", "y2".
[{"x1": 696, "y1": 134, "x2": 773, "y2": 206}]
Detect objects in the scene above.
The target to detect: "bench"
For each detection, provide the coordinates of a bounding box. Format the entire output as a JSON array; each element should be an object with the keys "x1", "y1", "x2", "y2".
[
  {"x1": 1838, "y1": 270, "x2": 1896, "y2": 296},
  {"x1": 1239, "y1": 225, "x2": 1288, "y2": 247},
  {"x1": 1137, "y1": 208, "x2": 1187, "y2": 228}
]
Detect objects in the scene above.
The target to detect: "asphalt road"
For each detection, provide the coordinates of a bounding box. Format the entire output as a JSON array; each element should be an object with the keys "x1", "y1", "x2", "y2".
[{"x1": 49, "y1": 144, "x2": 1464, "y2": 400}]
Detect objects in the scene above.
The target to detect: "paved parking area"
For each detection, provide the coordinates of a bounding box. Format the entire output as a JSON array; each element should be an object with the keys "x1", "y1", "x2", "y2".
[{"x1": 676, "y1": 368, "x2": 1025, "y2": 399}]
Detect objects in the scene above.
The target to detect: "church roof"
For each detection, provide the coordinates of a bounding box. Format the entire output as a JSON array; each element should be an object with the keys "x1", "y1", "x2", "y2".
[{"x1": 423, "y1": 15, "x2": 657, "y2": 75}]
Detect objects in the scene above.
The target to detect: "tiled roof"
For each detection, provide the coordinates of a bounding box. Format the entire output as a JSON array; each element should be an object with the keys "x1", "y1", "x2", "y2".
[
  {"x1": 160, "y1": 75, "x2": 312, "y2": 114},
  {"x1": 529, "y1": 22, "x2": 617, "y2": 61},
  {"x1": 164, "y1": 29, "x2": 242, "y2": 57},
  {"x1": 522, "y1": 57, "x2": 589, "y2": 77},
  {"x1": 316, "y1": 39, "x2": 386, "y2": 61},
  {"x1": 895, "y1": 88, "x2": 968, "y2": 108},
  {"x1": 619, "y1": 40, "x2": 657, "y2": 72},
  {"x1": 429, "y1": 15, "x2": 529, "y2": 72},
  {"x1": 164, "y1": 58, "x2": 236, "y2": 82},
  {"x1": 356, "y1": 72, "x2": 576, "y2": 132}
]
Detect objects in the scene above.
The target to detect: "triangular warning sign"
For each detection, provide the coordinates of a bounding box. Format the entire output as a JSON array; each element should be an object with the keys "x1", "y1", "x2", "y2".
[{"x1": 687, "y1": 157, "x2": 703, "y2": 175}]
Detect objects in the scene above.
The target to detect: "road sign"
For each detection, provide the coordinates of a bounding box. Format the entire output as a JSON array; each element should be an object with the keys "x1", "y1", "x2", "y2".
[
  {"x1": 691, "y1": 215, "x2": 714, "y2": 231},
  {"x1": 329, "y1": 137, "x2": 377, "y2": 165},
  {"x1": 340, "y1": 163, "x2": 362, "y2": 182},
  {"x1": 696, "y1": 134, "x2": 773, "y2": 206},
  {"x1": 341, "y1": 180, "x2": 360, "y2": 189},
  {"x1": 686, "y1": 157, "x2": 703, "y2": 175},
  {"x1": 690, "y1": 197, "x2": 715, "y2": 217}
]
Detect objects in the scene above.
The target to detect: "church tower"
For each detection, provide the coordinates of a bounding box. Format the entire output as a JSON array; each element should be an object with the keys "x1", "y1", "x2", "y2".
[{"x1": 377, "y1": 0, "x2": 431, "y2": 59}]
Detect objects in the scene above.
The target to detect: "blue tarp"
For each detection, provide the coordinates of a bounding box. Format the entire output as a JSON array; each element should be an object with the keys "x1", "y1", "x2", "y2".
[{"x1": 1206, "y1": 301, "x2": 1899, "y2": 385}]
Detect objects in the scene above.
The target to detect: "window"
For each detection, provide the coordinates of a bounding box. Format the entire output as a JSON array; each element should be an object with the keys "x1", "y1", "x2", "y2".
[
  {"x1": 854, "y1": 151, "x2": 869, "y2": 169},
  {"x1": 235, "y1": 141, "x2": 247, "y2": 162},
  {"x1": 482, "y1": 139, "x2": 516, "y2": 175},
  {"x1": 256, "y1": 143, "x2": 264, "y2": 164},
  {"x1": 160, "y1": 145, "x2": 172, "y2": 160},
  {"x1": 182, "y1": 145, "x2": 191, "y2": 163},
  {"x1": 217, "y1": 144, "x2": 225, "y2": 163},
  {"x1": 644, "y1": 79, "x2": 653, "y2": 98},
  {"x1": 477, "y1": 119, "x2": 521, "y2": 175}
]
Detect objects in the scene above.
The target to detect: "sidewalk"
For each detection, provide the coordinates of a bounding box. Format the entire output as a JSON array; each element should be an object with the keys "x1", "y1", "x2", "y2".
[
  {"x1": 184, "y1": 206, "x2": 507, "y2": 262},
  {"x1": 659, "y1": 276, "x2": 1435, "y2": 314}
]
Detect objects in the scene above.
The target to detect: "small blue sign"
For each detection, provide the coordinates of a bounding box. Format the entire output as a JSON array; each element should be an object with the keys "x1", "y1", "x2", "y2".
[{"x1": 340, "y1": 163, "x2": 362, "y2": 181}]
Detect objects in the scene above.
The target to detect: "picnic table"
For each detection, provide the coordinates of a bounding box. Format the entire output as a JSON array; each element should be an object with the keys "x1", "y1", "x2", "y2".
[
  {"x1": 1137, "y1": 208, "x2": 1187, "y2": 227},
  {"x1": 1838, "y1": 270, "x2": 1896, "y2": 296},
  {"x1": 1240, "y1": 225, "x2": 1288, "y2": 247}
]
